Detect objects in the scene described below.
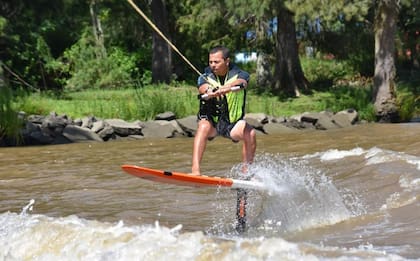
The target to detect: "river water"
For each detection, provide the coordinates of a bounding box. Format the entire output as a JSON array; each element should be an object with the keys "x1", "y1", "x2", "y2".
[{"x1": 0, "y1": 123, "x2": 419, "y2": 260}]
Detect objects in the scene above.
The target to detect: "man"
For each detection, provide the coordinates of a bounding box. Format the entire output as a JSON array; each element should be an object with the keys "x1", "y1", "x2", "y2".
[{"x1": 191, "y1": 46, "x2": 256, "y2": 175}]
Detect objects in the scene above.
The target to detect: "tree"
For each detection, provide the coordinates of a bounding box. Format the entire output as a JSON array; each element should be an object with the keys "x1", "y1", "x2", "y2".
[
  {"x1": 273, "y1": 5, "x2": 308, "y2": 96},
  {"x1": 0, "y1": 0, "x2": 89, "y2": 90},
  {"x1": 177, "y1": 0, "x2": 308, "y2": 97},
  {"x1": 398, "y1": 0, "x2": 420, "y2": 71},
  {"x1": 0, "y1": 16, "x2": 5, "y2": 88},
  {"x1": 372, "y1": 0, "x2": 400, "y2": 122},
  {"x1": 89, "y1": 0, "x2": 106, "y2": 58},
  {"x1": 150, "y1": 0, "x2": 172, "y2": 84},
  {"x1": 227, "y1": 0, "x2": 308, "y2": 97}
]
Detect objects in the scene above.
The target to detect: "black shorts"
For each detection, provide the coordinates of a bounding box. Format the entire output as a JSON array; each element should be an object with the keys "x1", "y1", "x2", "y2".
[{"x1": 197, "y1": 113, "x2": 238, "y2": 141}]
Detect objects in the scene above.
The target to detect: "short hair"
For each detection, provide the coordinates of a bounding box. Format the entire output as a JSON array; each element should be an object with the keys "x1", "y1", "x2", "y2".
[{"x1": 209, "y1": 46, "x2": 230, "y2": 59}]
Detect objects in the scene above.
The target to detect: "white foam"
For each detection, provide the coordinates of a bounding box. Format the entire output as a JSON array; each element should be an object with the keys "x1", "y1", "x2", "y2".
[
  {"x1": 304, "y1": 146, "x2": 420, "y2": 171},
  {"x1": 365, "y1": 147, "x2": 420, "y2": 170},
  {"x1": 0, "y1": 207, "x2": 406, "y2": 260},
  {"x1": 319, "y1": 147, "x2": 365, "y2": 161}
]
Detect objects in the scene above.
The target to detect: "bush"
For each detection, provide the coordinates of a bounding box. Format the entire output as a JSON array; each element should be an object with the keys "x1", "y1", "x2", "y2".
[
  {"x1": 0, "y1": 86, "x2": 23, "y2": 143},
  {"x1": 301, "y1": 57, "x2": 356, "y2": 89},
  {"x1": 49, "y1": 31, "x2": 139, "y2": 91},
  {"x1": 397, "y1": 92, "x2": 415, "y2": 121}
]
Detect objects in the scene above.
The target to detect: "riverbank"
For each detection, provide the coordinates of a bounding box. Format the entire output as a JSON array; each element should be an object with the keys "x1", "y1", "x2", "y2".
[{"x1": 1, "y1": 109, "x2": 360, "y2": 147}]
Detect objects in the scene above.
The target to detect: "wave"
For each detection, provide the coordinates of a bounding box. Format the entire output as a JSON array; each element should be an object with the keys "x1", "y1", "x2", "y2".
[
  {"x1": 304, "y1": 146, "x2": 420, "y2": 171},
  {"x1": 0, "y1": 201, "x2": 405, "y2": 261}
]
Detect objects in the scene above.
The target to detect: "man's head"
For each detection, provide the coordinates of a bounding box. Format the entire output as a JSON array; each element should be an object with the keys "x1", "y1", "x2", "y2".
[{"x1": 209, "y1": 46, "x2": 230, "y2": 76}]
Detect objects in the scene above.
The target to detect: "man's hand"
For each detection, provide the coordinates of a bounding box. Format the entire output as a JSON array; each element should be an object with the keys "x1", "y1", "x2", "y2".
[{"x1": 200, "y1": 83, "x2": 244, "y2": 100}]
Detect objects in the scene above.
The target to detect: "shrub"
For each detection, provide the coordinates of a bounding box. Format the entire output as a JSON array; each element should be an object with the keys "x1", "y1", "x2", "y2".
[
  {"x1": 0, "y1": 86, "x2": 23, "y2": 143},
  {"x1": 301, "y1": 57, "x2": 356, "y2": 89},
  {"x1": 50, "y1": 31, "x2": 138, "y2": 91}
]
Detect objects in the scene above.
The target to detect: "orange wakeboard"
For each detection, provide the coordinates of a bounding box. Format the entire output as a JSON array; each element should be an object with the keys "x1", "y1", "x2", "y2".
[{"x1": 121, "y1": 165, "x2": 265, "y2": 190}]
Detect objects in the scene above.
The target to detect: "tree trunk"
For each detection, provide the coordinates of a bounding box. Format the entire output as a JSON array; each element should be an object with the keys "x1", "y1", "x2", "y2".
[
  {"x1": 254, "y1": 19, "x2": 272, "y2": 91},
  {"x1": 151, "y1": 0, "x2": 171, "y2": 84},
  {"x1": 89, "y1": 0, "x2": 106, "y2": 58},
  {"x1": 273, "y1": 7, "x2": 308, "y2": 97},
  {"x1": 372, "y1": 0, "x2": 399, "y2": 122},
  {"x1": 256, "y1": 52, "x2": 272, "y2": 89},
  {"x1": 0, "y1": 61, "x2": 4, "y2": 88}
]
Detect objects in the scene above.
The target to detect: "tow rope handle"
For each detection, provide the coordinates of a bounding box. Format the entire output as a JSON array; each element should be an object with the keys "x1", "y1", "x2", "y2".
[{"x1": 198, "y1": 84, "x2": 245, "y2": 100}]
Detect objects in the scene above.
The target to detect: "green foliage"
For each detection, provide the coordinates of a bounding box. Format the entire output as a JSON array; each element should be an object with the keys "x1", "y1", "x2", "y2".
[
  {"x1": 396, "y1": 75, "x2": 420, "y2": 121},
  {"x1": 397, "y1": 91, "x2": 416, "y2": 121},
  {"x1": 301, "y1": 57, "x2": 356, "y2": 87},
  {"x1": 286, "y1": 0, "x2": 370, "y2": 25},
  {"x1": 321, "y1": 86, "x2": 376, "y2": 121},
  {"x1": 0, "y1": 16, "x2": 6, "y2": 34},
  {"x1": 50, "y1": 31, "x2": 139, "y2": 91},
  {"x1": 0, "y1": 86, "x2": 23, "y2": 142}
]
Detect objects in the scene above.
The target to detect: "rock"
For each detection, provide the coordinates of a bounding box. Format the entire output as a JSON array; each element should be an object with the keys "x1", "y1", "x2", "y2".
[
  {"x1": 2, "y1": 107, "x2": 361, "y2": 147},
  {"x1": 41, "y1": 112, "x2": 72, "y2": 135},
  {"x1": 27, "y1": 115, "x2": 45, "y2": 124},
  {"x1": 91, "y1": 120, "x2": 106, "y2": 133},
  {"x1": 176, "y1": 116, "x2": 198, "y2": 137},
  {"x1": 155, "y1": 111, "x2": 176, "y2": 121},
  {"x1": 73, "y1": 118, "x2": 83, "y2": 126},
  {"x1": 300, "y1": 111, "x2": 339, "y2": 130},
  {"x1": 263, "y1": 122, "x2": 297, "y2": 134},
  {"x1": 81, "y1": 116, "x2": 96, "y2": 129},
  {"x1": 141, "y1": 120, "x2": 181, "y2": 138},
  {"x1": 245, "y1": 113, "x2": 269, "y2": 124},
  {"x1": 51, "y1": 134, "x2": 72, "y2": 145},
  {"x1": 244, "y1": 113, "x2": 269, "y2": 132},
  {"x1": 104, "y1": 119, "x2": 142, "y2": 137},
  {"x1": 97, "y1": 125, "x2": 115, "y2": 141},
  {"x1": 62, "y1": 125, "x2": 103, "y2": 142},
  {"x1": 332, "y1": 109, "x2": 359, "y2": 127},
  {"x1": 271, "y1": 116, "x2": 287, "y2": 123},
  {"x1": 284, "y1": 118, "x2": 313, "y2": 129},
  {"x1": 27, "y1": 130, "x2": 55, "y2": 145}
]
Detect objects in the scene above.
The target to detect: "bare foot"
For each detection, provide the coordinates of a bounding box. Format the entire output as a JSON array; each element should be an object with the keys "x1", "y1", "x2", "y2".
[{"x1": 188, "y1": 172, "x2": 201, "y2": 176}]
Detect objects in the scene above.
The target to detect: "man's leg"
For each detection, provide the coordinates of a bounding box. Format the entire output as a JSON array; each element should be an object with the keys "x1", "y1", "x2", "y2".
[
  {"x1": 191, "y1": 119, "x2": 217, "y2": 175},
  {"x1": 230, "y1": 120, "x2": 257, "y2": 168}
]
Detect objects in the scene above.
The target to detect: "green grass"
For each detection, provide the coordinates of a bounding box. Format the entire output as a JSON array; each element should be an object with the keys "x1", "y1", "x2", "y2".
[
  {"x1": 16, "y1": 85, "x2": 198, "y2": 121},
  {"x1": 14, "y1": 83, "x2": 378, "y2": 122}
]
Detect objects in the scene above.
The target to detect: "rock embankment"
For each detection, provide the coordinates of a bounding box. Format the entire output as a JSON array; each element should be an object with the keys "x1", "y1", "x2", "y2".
[{"x1": 1, "y1": 109, "x2": 360, "y2": 146}]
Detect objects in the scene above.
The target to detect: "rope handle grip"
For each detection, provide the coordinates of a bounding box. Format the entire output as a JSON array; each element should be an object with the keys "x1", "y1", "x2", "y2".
[{"x1": 199, "y1": 84, "x2": 244, "y2": 100}]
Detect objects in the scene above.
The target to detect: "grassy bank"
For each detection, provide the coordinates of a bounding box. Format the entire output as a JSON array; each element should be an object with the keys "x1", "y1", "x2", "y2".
[{"x1": 14, "y1": 83, "x2": 378, "y2": 122}]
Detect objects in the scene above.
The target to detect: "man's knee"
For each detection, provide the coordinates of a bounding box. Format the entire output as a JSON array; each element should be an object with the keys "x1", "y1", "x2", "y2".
[{"x1": 198, "y1": 119, "x2": 216, "y2": 138}]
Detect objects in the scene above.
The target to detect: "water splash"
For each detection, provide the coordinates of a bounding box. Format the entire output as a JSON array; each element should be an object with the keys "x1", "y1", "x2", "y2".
[
  {"x1": 207, "y1": 153, "x2": 356, "y2": 236},
  {"x1": 20, "y1": 199, "x2": 35, "y2": 216},
  {"x1": 249, "y1": 154, "x2": 353, "y2": 234}
]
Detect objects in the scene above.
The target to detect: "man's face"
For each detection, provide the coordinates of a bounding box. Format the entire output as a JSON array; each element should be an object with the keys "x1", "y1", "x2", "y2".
[{"x1": 209, "y1": 51, "x2": 229, "y2": 76}]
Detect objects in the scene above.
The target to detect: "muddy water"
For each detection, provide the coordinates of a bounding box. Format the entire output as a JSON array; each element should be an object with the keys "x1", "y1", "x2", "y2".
[{"x1": 1, "y1": 123, "x2": 419, "y2": 260}]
